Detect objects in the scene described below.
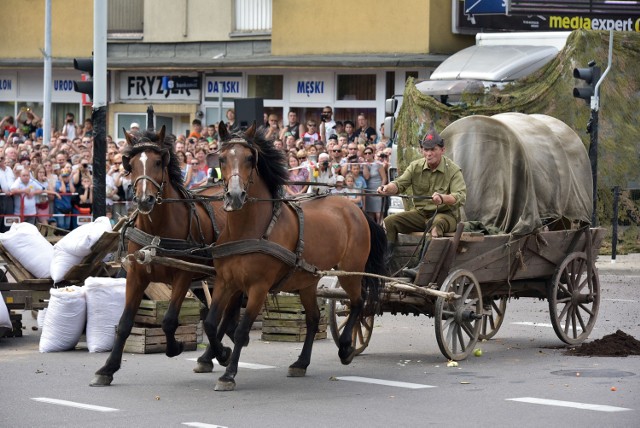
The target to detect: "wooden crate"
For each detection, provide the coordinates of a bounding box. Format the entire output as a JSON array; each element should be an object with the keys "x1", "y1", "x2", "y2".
[
  {"x1": 135, "y1": 298, "x2": 202, "y2": 326},
  {"x1": 124, "y1": 324, "x2": 197, "y2": 354},
  {"x1": 261, "y1": 294, "x2": 327, "y2": 342}
]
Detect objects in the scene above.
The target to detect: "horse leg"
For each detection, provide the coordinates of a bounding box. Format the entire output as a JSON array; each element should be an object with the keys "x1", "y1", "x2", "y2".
[
  {"x1": 215, "y1": 287, "x2": 266, "y2": 391},
  {"x1": 337, "y1": 277, "x2": 365, "y2": 365},
  {"x1": 163, "y1": 275, "x2": 192, "y2": 358},
  {"x1": 202, "y1": 285, "x2": 233, "y2": 370},
  {"x1": 91, "y1": 277, "x2": 148, "y2": 386},
  {"x1": 288, "y1": 287, "x2": 321, "y2": 377},
  {"x1": 194, "y1": 291, "x2": 242, "y2": 373}
]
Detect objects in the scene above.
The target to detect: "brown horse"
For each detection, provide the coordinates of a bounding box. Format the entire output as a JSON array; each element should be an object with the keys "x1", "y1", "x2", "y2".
[
  {"x1": 90, "y1": 126, "x2": 236, "y2": 386},
  {"x1": 204, "y1": 122, "x2": 387, "y2": 391}
]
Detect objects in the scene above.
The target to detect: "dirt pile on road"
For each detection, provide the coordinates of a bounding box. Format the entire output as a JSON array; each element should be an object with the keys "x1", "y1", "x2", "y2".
[{"x1": 566, "y1": 330, "x2": 640, "y2": 357}]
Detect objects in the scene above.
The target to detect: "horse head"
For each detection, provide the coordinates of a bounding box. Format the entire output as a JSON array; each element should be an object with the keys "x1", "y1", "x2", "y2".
[
  {"x1": 216, "y1": 121, "x2": 258, "y2": 211},
  {"x1": 122, "y1": 125, "x2": 171, "y2": 215}
]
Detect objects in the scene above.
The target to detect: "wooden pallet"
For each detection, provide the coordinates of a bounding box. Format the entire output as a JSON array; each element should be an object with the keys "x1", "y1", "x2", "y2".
[
  {"x1": 123, "y1": 324, "x2": 197, "y2": 354},
  {"x1": 261, "y1": 294, "x2": 327, "y2": 342},
  {"x1": 134, "y1": 298, "x2": 202, "y2": 326}
]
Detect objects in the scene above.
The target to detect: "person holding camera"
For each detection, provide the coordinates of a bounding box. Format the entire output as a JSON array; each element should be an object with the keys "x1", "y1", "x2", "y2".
[
  {"x1": 301, "y1": 121, "x2": 320, "y2": 147},
  {"x1": 309, "y1": 152, "x2": 336, "y2": 194},
  {"x1": 318, "y1": 106, "x2": 336, "y2": 144},
  {"x1": 61, "y1": 112, "x2": 78, "y2": 140}
]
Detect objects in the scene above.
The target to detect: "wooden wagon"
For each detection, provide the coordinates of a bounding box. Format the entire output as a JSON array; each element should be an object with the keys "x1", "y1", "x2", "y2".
[{"x1": 319, "y1": 223, "x2": 604, "y2": 361}]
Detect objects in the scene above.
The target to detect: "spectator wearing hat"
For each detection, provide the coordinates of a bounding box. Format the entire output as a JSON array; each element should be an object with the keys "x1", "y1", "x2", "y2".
[
  {"x1": 333, "y1": 121, "x2": 344, "y2": 137},
  {"x1": 330, "y1": 175, "x2": 349, "y2": 196},
  {"x1": 61, "y1": 112, "x2": 79, "y2": 140},
  {"x1": 129, "y1": 122, "x2": 141, "y2": 133},
  {"x1": 378, "y1": 123, "x2": 467, "y2": 275}
]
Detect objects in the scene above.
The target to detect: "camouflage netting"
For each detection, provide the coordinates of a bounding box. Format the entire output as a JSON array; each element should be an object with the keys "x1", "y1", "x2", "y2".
[{"x1": 395, "y1": 30, "x2": 640, "y2": 225}]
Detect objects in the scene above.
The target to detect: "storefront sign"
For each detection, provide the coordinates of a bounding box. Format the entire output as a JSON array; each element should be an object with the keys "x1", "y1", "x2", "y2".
[
  {"x1": 120, "y1": 73, "x2": 201, "y2": 101},
  {"x1": 204, "y1": 76, "x2": 242, "y2": 98},
  {"x1": 0, "y1": 73, "x2": 18, "y2": 101},
  {"x1": 289, "y1": 72, "x2": 333, "y2": 103},
  {"x1": 16, "y1": 70, "x2": 81, "y2": 103}
]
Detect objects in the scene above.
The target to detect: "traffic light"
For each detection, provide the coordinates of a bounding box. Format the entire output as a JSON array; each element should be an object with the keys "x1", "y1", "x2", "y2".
[
  {"x1": 73, "y1": 57, "x2": 94, "y2": 101},
  {"x1": 573, "y1": 61, "x2": 601, "y2": 105}
]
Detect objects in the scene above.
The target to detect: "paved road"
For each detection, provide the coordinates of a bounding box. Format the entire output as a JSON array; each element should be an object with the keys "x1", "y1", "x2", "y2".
[{"x1": 1, "y1": 271, "x2": 639, "y2": 428}]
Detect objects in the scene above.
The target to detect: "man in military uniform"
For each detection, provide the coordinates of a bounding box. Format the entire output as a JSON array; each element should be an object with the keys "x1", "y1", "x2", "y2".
[{"x1": 377, "y1": 124, "x2": 466, "y2": 272}]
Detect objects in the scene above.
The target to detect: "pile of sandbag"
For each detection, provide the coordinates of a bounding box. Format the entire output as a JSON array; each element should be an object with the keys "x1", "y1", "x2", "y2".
[
  {"x1": 0, "y1": 217, "x2": 113, "y2": 282},
  {"x1": 39, "y1": 277, "x2": 126, "y2": 353},
  {"x1": 50, "y1": 217, "x2": 113, "y2": 283}
]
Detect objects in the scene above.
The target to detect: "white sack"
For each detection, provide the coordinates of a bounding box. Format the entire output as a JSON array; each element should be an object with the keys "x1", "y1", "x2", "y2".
[
  {"x1": 39, "y1": 286, "x2": 86, "y2": 352},
  {"x1": 54, "y1": 216, "x2": 112, "y2": 257},
  {"x1": 84, "y1": 277, "x2": 126, "y2": 353},
  {"x1": 0, "y1": 222, "x2": 53, "y2": 278},
  {"x1": 49, "y1": 246, "x2": 82, "y2": 283},
  {"x1": 37, "y1": 308, "x2": 48, "y2": 330},
  {"x1": 0, "y1": 291, "x2": 12, "y2": 330}
]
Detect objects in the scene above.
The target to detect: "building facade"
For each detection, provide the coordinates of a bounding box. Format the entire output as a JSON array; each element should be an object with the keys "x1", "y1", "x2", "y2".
[{"x1": 0, "y1": 0, "x2": 473, "y2": 140}]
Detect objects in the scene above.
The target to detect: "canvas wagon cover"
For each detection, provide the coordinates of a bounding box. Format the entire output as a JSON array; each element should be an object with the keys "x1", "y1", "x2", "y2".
[{"x1": 442, "y1": 113, "x2": 592, "y2": 235}]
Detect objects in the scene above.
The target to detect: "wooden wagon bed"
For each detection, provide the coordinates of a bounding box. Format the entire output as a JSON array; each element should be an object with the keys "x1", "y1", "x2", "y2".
[{"x1": 0, "y1": 229, "x2": 121, "y2": 312}]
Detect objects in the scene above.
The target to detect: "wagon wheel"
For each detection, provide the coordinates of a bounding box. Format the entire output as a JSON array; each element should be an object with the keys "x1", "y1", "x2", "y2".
[
  {"x1": 328, "y1": 299, "x2": 374, "y2": 356},
  {"x1": 434, "y1": 269, "x2": 483, "y2": 361},
  {"x1": 548, "y1": 252, "x2": 600, "y2": 345},
  {"x1": 478, "y1": 296, "x2": 508, "y2": 340}
]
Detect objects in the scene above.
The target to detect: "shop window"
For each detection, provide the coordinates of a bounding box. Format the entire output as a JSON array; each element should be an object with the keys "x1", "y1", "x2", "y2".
[
  {"x1": 337, "y1": 75, "x2": 376, "y2": 101},
  {"x1": 248, "y1": 75, "x2": 283, "y2": 99}
]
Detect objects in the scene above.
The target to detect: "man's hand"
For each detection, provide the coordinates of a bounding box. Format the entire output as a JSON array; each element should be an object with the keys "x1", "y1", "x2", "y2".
[{"x1": 377, "y1": 183, "x2": 397, "y2": 195}]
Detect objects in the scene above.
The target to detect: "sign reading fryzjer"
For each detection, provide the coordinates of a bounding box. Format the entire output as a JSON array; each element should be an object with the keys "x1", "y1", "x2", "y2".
[
  {"x1": 204, "y1": 76, "x2": 242, "y2": 98},
  {"x1": 120, "y1": 73, "x2": 200, "y2": 101},
  {"x1": 289, "y1": 72, "x2": 334, "y2": 103}
]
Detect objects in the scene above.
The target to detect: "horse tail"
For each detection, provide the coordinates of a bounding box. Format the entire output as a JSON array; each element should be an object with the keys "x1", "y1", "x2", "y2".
[{"x1": 362, "y1": 215, "x2": 387, "y2": 315}]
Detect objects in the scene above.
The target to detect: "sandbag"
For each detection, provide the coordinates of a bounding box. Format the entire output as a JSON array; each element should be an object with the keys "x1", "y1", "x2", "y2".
[
  {"x1": 50, "y1": 246, "x2": 82, "y2": 283},
  {"x1": 0, "y1": 291, "x2": 12, "y2": 331},
  {"x1": 84, "y1": 277, "x2": 126, "y2": 353},
  {"x1": 37, "y1": 308, "x2": 47, "y2": 330},
  {"x1": 0, "y1": 222, "x2": 53, "y2": 279},
  {"x1": 54, "y1": 216, "x2": 112, "y2": 257},
  {"x1": 49, "y1": 217, "x2": 113, "y2": 283},
  {"x1": 39, "y1": 286, "x2": 86, "y2": 352}
]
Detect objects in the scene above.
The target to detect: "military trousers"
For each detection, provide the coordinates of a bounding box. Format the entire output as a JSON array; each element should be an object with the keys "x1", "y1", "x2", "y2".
[{"x1": 383, "y1": 209, "x2": 457, "y2": 244}]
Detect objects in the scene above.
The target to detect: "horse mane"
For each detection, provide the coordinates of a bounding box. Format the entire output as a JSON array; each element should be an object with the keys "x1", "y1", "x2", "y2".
[
  {"x1": 221, "y1": 124, "x2": 288, "y2": 199},
  {"x1": 122, "y1": 129, "x2": 187, "y2": 195}
]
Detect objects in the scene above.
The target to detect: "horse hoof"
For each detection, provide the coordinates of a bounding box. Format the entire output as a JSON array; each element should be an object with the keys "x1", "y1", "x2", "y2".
[
  {"x1": 214, "y1": 378, "x2": 236, "y2": 391},
  {"x1": 193, "y1": 361, "x2": 214, "y2": 373},
  {"x1": 287, "y1": 367, "x2": 307, "y2": 377},
  {"x1": 90, "y1": 374, "x2": 113, "y2": 387},
  {"x1": 166, "y1": 341, "x2": 184, "y2": 358},
  {"x1": 217, "y1": 347, "x2": 232, "y2": 367},
  {"x1": 339, "y1": 347, "x2": 356, "y2": 365}
]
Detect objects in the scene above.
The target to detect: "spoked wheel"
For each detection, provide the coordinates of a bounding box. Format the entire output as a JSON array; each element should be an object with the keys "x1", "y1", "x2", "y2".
[
  {"x1": 435, "y1": 269, "x2": 483, "y2": 361},
  {"x1": 478, "y1": 296, "x2": 508, "y2": 340},
  {"x1": 548, "y1": 252, "x2": 600, "y2": 345},
  {"x1": 328, "y1": 299, "x2": 374, "y2": 356}
]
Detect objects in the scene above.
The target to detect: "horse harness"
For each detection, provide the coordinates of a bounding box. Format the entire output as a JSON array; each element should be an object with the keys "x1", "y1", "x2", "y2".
[
  {"x1": 120, "y1": 185, "x2": 220, "y2": 262},
  {"x1": 211, "y1": 196, "x2": 321, "y2": 292}
]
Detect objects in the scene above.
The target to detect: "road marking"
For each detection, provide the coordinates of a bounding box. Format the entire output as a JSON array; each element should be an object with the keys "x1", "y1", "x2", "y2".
[
  {"x1": 506, "y1": 397, "x2": 632, "y2": 412},
  {"x1": 183, "y1": 423, "x2": 227, "y2": 428},
  {"x1": 512, "y1": 322, "x2": 554, "y2": 328},
  {"x1": 604, "y1": 298, "x2": 637, "y2": 303},
  {"x1": 336, "y1": 376, "x2": 436, "y2": 389},
  {"x1": 31, "y1": 397, "x2": 119, "y2": 412},
  {"x1": 186, "y1": 358, "x2": 275, "y2": 370}
]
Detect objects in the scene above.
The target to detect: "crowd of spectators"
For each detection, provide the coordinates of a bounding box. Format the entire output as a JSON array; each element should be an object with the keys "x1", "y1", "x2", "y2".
[{"x1": 0, "y1": 105, "x2": 393, "y2": 232}]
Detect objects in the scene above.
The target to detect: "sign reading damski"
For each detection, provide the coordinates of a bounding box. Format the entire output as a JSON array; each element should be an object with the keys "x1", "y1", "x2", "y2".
[{"x1": 120, "y1": 73, "x2": 200, "y2": 101}]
